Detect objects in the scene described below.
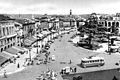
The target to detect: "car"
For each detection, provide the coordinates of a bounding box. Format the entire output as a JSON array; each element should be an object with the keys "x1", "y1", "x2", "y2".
[
  {"x1": 51, "y1": 55, "x2": 55, "y2": 61},
  {"x1": 45, "y1": 46, "x2": 50, "y2": 50}
]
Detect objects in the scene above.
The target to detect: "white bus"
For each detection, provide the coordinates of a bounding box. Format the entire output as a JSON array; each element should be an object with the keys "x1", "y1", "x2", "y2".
[{"x1": 81, "y1": 56, "x2": 105, "y2": 68}]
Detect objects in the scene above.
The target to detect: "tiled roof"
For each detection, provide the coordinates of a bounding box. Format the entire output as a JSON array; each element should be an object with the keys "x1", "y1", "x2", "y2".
[
  {"x1": 60, "y1": 18, "x2": 75, "y2": 22},
  {"x1": 15, "y1": 19, "x2": 35, "y2": 25},
  {"x1": 23, "y1": 39, "x2": 33, "y2": 46},
  {"x1": 28, "y1": 36, "x2": 37, "y2": 42}
]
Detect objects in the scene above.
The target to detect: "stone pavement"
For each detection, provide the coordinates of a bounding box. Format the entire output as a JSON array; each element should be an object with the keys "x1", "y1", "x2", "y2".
[
  {"x1": 0, "y1": 30, "x2": 120, "y2": 80},
  {"x1": 0, "y1": 47, "x2": 37, "y2": 76}
]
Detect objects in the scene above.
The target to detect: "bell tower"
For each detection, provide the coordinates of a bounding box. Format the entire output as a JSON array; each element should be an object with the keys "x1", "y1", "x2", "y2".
[{"x1": 70, "y1": 9, "x2": 72, "y2": 16}]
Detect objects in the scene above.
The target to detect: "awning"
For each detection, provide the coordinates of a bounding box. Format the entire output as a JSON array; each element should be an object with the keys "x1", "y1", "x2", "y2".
[
  {"x1": 2, "y1": 51, "x2": 16, "y2": 57},
  {"x1": 28, "y1": 36, "x2": 37, "y2": 42},
  {"x1": 23, "y1": 36, "x2": 37, "y2": 46},
  {"x1": 42, "y1": 31, "x2": 50, "y2": 35},
  {"x1": 0, "y1": 52, "x2": 12, "y2": 59},
  {"x1": 0, "y1": 56, "x2": 8, "y2": 66},
  {"x1": 38, "y1": 34, "x2": 44, "y2": 37},
  {"x1": 23, "y1": 48, "x2": 29, "y2": 51},
  {"x1": 110, "y1": 36, "x2": 117, "y2": 39},
  {"x1": 110, "y1": 46, "x2": 119, "y2": 49},
  {"x1": 12, "y1": 46, "x2": 25, "y2": 52},
  {"x1": 6, "y1": 47, "x2": 20, "y2": 55},
  {"x1": 51, "y1": 30, "x2": 56, "y2": 32},
  {"x1": 6, "y1": 33, "x2": 17, "y2": 38}
]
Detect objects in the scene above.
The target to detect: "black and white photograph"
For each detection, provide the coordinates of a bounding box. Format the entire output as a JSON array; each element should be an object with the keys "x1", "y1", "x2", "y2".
[{"x1": 0, "y1": 0, "x2": 120, "y2": 80}]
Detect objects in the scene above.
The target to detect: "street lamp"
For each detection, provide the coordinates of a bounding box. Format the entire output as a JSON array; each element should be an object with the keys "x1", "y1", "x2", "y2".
[
  {"x1": 36, "y1": 32, "x2": 39, "y2": 54},
  {"x1": 28, "y1": 47, "x2": 32, "y2": 61},
  {"x1": 106, "y1": 32, "x2": 111, "y2": 55}
]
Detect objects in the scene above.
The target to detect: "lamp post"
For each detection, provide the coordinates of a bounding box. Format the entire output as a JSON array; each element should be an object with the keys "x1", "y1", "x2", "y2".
[
  {"x1": 37, "y1": 40, "x2": 39, "y2": 54},
  {"x1": 106, "y1": 32, "x2": 111, "y2": 55},
  {"x1": 29, "y1": 47, "x2": 32, "y2": 61},
  {"x1": 36, "y1": 31, "x2": 40, "y2": 54}
]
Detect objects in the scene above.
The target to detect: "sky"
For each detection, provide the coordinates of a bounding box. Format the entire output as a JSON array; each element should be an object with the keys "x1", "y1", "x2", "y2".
[{"x1": 0, "y1": 0, "x2": 120, "y2": 14}]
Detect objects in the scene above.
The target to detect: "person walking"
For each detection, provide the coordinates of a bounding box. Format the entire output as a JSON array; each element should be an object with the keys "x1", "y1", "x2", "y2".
[
  {"x1": 74, "y1": 67, "x2": 77, "y2": 73},
  {"x1": 69, "y1": 59, "x2": 72, "y2": 64},
  {"x1": 3, "y1": 70, "x2": 7, "y2": 78},
  {"x1": 17, "y1": 63, "x2": 20, "y2": 68}
]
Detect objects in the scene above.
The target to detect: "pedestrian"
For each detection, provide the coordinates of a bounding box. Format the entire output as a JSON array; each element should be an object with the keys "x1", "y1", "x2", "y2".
[
  {"x1": 23, "y1": 61, "x2": 26, "y2": 67},
  {"x1": 17, "y1": 63, "x2": 20, "y2": 68},
  {"x1": 3, "y1": 70, "x2": 7, "y2": 78},
  {"x1": 61, "y1": 69, "x2": 64, "y2": 74},
  {"x1": 69, "y1": 59, "x2": 72, "y2": 64},
  {"x1": 13, "y1": 57, "x2": 16, "y2": 64},
  {"x1": 74, "y1": 67, "x2": 77, "y2": 73},
  {"x1": 31, "y1": 60, "x2": 34, "y2": 65},
  {"x1": 70, "y1": 67, "x2": 73, "y2": 72},
  {"x1": 48, "y1": 57, "x2": 51, "y2": 62},
  {"x1": 39, "y1": 74, "x2": 43, "y2": 80}
]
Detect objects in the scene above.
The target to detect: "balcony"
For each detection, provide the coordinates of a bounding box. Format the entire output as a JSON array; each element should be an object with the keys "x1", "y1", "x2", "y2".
[{"x1": 0, "y1": 33, "x2": 17, "y2": 40}]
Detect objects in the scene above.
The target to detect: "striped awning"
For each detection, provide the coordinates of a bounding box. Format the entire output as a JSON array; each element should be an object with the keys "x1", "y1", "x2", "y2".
[
  {"x1": 2, "y1": 51, "x2": 16, "y2": 57},
  {"x1": 0, "y1": 52, "x2": 12, "y2": 59},
  {"x1": 0, "y1": 55, "x2": 8, "y2": 66},
  {"x1": 12, "y1": 46, "x2": 25, "y2": 52},
  {"x1": 6, "y1": 47, "x2": 19, "y2": 55},
  {"x1": 23, "y1": 36, "x2": 37, "y2": 46}
]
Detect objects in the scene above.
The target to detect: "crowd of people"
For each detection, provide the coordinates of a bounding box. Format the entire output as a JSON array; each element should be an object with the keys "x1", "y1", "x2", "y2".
[
  {"x1": 60, "y1": 66, "x2": 77, "y2": 75},
  {"x1": 36, "y1": 69, "x2": 58, "y2": 80}
]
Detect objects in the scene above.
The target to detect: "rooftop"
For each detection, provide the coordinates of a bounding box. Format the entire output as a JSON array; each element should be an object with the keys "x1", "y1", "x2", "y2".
[{"x1": 15, "y1": 19, "x2": 35, "y2": 25}]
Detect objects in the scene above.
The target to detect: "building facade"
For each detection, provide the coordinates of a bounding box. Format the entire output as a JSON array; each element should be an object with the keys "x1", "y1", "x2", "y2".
[{"x1": 0, "y1": 20, "x2": 20, "y2": 52}]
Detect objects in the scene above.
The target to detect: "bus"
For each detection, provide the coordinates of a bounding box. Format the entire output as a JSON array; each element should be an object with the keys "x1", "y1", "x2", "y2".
[{"x1": 81, "y1": 56, "x2": 105, "y2": 68}]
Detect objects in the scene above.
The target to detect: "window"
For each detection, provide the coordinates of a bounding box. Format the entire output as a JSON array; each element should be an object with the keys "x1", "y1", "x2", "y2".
[
  {"x1": 100, "y1": 59, "x2": 103, "y2": 62},
  {"x1": 95, "y1": 60, "x2": 98, "y2": 62},
  {"x1": 82, "y1": 61, "x2": 87, "y2": 63},
  {"x1": 3, "y1": 28, "x2": 5, "y2": 36}
]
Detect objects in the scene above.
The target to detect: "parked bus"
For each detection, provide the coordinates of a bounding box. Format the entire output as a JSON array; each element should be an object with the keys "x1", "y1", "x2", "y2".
[{"x1": 81, "y1": 56, "x2": 105, "y2": 68}]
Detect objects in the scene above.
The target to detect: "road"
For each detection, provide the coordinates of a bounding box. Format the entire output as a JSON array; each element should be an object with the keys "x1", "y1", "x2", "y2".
[{"x1": 0, "y1": 31, "x2": 120, "y2": 80}]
